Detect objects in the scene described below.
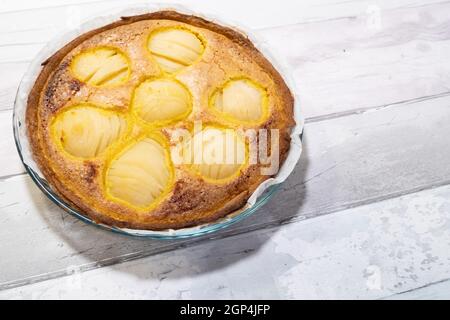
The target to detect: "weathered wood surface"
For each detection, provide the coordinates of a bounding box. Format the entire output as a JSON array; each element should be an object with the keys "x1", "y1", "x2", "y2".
[
  {"x1": 0, "y1": 0, "x2": 449, "y2": 299},
  {"x1": 2, "y1": 184, "x2": 450, "y2": 299},
  {"x1": 1, "y1": 94, "x2": 450, "y2": 294}
]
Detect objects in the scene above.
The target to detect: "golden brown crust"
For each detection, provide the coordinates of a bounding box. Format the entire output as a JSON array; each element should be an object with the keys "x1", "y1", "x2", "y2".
[{"x1": 26, "y1": 11, "x2": 295, "y2": 230}]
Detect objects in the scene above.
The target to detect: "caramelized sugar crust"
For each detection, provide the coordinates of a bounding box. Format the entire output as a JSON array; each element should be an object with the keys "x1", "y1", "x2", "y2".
[{"x1": 26, "y1": 11, "x2": 295, "y2": 230}]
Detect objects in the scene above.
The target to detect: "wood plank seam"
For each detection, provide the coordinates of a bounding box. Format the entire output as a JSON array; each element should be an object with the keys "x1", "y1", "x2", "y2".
[
  {"x1": 305, "y1": 91, "x2": 450, "y2": 124},
  {"x1": 380, "y1": 277, "x2": 450, "y2": 299},
  {"x1": 2, "y1": 176, "x2": 450, "y2": 292}
]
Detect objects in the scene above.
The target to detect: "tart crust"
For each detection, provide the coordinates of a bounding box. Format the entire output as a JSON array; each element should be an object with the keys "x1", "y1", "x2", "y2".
[{"x1": 26, "y1": 11, "x2": 295, "y2": 230}]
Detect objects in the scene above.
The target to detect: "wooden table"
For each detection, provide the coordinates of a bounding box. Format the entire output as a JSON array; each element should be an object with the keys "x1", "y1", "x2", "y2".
[{"x1": 1, "y1": 0, "x2": 449, "y2": 300}]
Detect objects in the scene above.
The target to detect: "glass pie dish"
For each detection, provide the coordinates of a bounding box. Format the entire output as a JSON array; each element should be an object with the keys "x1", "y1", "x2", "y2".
[{"x1": 12, "y1": 5, "x2": 302, "y2": 239}]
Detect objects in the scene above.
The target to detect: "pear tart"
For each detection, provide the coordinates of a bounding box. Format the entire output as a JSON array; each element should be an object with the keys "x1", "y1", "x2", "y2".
[{"x1": 26, "y1": 11, "x2": 295, "y2": 230}]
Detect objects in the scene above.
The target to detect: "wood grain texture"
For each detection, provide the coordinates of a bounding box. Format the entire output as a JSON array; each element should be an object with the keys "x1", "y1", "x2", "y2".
[
  {"x1": 260, "y1": 1, "x2": 450, "y2": 119},
  {"x1": 1, "y1": 0, "x2": 449, "y2": 116},
  {"x1": 0, "y1": 0, "x2": 442, "y2": 28},
  {"x1": 385, "y1": 279, "x2": 450, "y2": 300},
  {"x1": 2, "y1": 184, "x2": 450, "y2": 299},
  {"x1": 1, "y1": 0, "x2": 450, "y2": 299},
  {"x1": 1, "y1": 94, "x2": 450, "y2": 290},
  {"x1": 0, "y1": 110, "x2": 23, "y2": 178}
]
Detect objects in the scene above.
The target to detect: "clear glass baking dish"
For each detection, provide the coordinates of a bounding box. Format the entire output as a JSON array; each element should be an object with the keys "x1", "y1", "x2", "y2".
[{"x1": 12, "y1": 5, "x2": 302, "y2": 239}]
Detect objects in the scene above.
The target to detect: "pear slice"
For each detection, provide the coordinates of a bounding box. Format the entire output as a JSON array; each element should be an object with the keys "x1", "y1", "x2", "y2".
[
  {"x1": 184, "y1": 127, "x2": 246, "y2": 181},
  {"x1": 132, "y1": 78, "x2": 191, "y2": 124},
  {"x1": 105, "y1": 138, "x2": 171, "y2": 208},
  {"x1": 213, "y1": 79, "x2": 265, "y2": 122},
  {"x1": 52, "y1": 105, "x2": 127, "y2": 158},
  {"x1": 71, "y1": 48, "x2": 130, "y2": 86},
  {"x1": 148, "y1": 28, "x2": 204, "y2": 73}
]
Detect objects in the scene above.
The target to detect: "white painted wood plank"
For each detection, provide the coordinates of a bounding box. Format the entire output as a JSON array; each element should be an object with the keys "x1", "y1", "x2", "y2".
[
  {"x1": 2, "y1": 183, "x2": 450, "y2": 299},
  {"x1": 0, "y1": 0, "x2": 344, "y2": 39},
  {"x1": 0, "y1": 62, "x2": 28, "y2": 112},
  {"x1": 0, "y1": 0, "x2": 443, "y2": 29},
  {"x1": 1, "y1": 94, "x2": 450, "y2": 290},
  {"x1": 385, "y1": 279, "x2": 450, "y2": 300},
  {"x1": 0, "y1": 0, "x2": 97, "y2": 13},
  {"x1": 0, "y1": 110, "x2": 23, "y2": 178},
  {"x1": 1, "y1": 1, "x2": 449, "y2": 122},
  {"x1": 1, "y1": 0, "x2": 446, "y2": 51},
  {"x1": 260, "y1": 1, "x2": 450, "y2": 119}
]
